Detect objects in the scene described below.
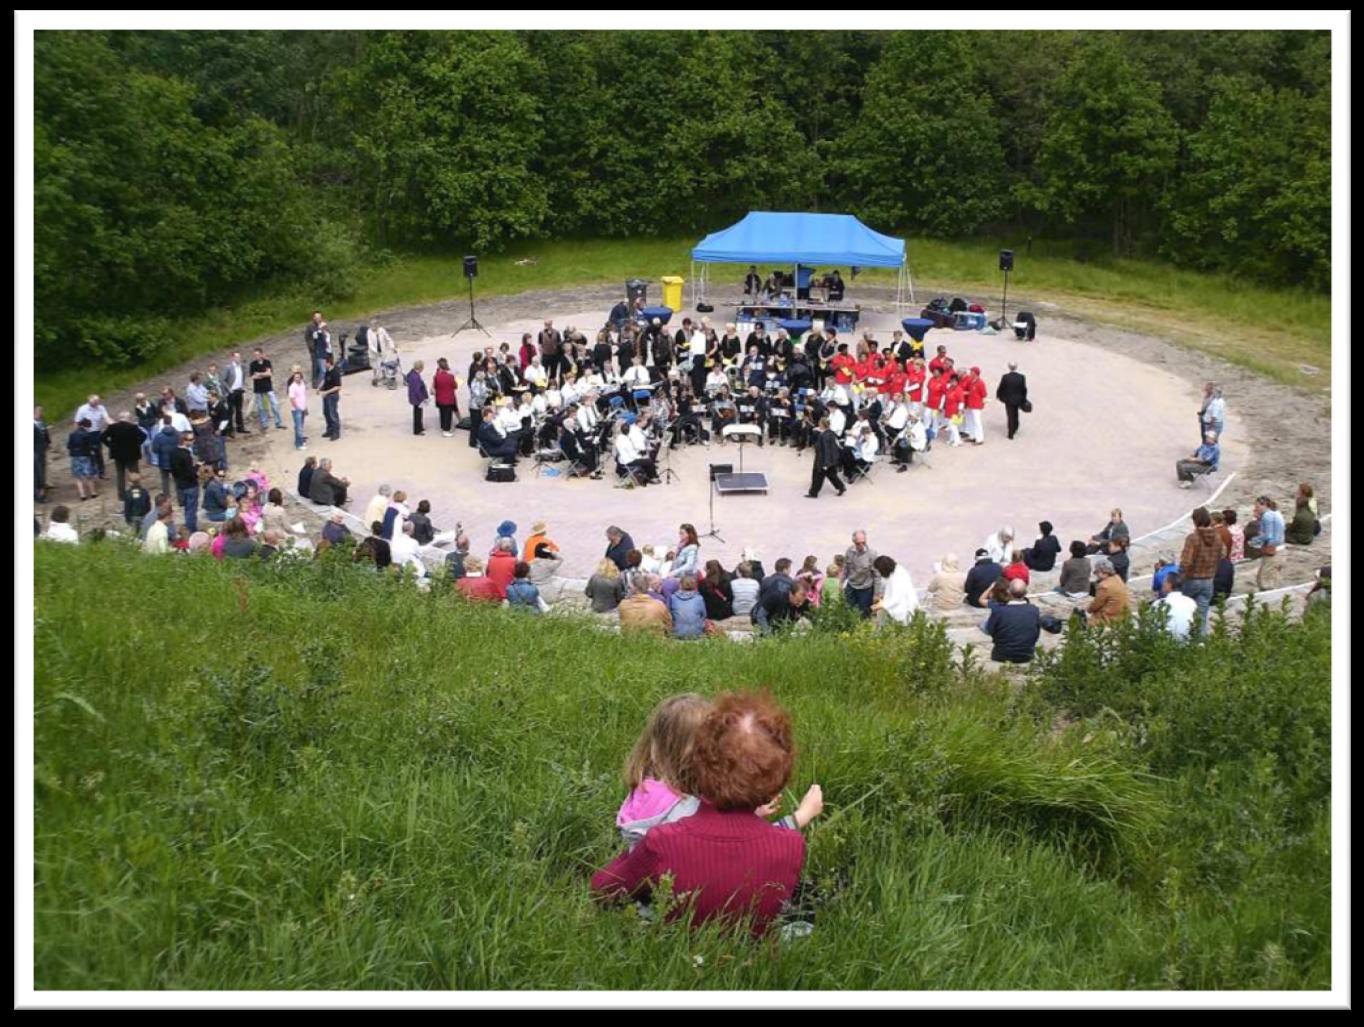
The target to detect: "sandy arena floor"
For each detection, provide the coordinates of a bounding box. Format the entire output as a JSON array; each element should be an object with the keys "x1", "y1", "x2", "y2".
[{"x1": 240, "y1": 301, "x2": 1248, "y2": 586}]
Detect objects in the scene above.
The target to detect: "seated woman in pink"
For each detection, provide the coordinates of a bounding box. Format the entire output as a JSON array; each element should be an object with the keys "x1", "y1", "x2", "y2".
[
  {"x1": 592, "y1": 690, "x2": 808, "y2": 938},
  {"x1": 237, "y1": 482, "x2": 264, "y2": 534}
]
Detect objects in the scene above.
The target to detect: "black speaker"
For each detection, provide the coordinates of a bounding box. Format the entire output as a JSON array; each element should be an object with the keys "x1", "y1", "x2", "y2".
[
  {"x1": 999, "y1": 249, "x2": 1014, "y2": 272},
  {"x1": 463, "y1": 255, "x2": 478, "y2": 279},
  {"x1": 709, "y1": 463, "x2": 732, "y2": 481}
]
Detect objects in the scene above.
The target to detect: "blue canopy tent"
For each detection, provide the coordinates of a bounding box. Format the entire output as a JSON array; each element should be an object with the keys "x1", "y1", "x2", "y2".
[{"x1": 689, "y1": 211, "x2": 913, "y2": 313}]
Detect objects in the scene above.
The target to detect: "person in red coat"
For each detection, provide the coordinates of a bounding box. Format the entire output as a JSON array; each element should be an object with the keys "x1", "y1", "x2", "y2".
[
  {"x1": 518, "y1": 333, "x2": 536, "y2": 372},
  {"x1": 928, "y1": 345, "x2": 952, "y2": 376},
  {"x1": 485, "y1": 539, "x2": 518, "y2": 598},
  {"x1": 963, "y1": 366, "x2": 988, "y2": 445},
  {"x1": 591, "y1": 690, "x2": 808, "y2": 938},
  {"x1": 432, "y1": 358, "x2": 461, "y2": 437},
  {"x1": 829, "y1": 346, "x2": 857, "y2": 386},
  {"x1": 925, "y1": 366, "x2": 948, "y2": 436},
  {"x1": 942, "y1": 374, "x2": 966, "y2": 447},
  {"x1": 905, "y1": 360, "x2": 927, "y2": 414},
  {"x1": 454, "y1": 556, "x2": 503, "y2": 602}
]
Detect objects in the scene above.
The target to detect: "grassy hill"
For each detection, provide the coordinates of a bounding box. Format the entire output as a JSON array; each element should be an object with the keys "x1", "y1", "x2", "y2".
[{"x1": 31, "y1": 541, "x2": 1331, "y2": 990}]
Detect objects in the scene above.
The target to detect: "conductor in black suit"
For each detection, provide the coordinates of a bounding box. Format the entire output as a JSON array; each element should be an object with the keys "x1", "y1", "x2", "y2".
[
  {"x1": 805, "y1": 417, "x2": 846, "y2": 498},
  {"x1": 996, "y1": 363, "x2": 1029, "y2": 440}
]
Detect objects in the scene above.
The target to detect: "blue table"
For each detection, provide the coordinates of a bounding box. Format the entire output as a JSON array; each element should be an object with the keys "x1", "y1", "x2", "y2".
[
  {"x1": 638, "y1": 305, "x2": 674, "y2": 325},
  {"x1": 777, "y1": 318, "x2": 812, "y2": 338},
  {"x1": 900, "y1": 317, "x2": 936, "y2": 343}
]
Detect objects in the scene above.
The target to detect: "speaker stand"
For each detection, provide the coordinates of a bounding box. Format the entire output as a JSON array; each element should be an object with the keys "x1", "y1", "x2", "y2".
[{"x1": 455, "y1": 277, "x2": 491, "y2": 337}]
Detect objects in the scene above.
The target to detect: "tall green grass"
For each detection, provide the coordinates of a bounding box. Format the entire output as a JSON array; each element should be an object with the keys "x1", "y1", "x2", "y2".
[
  {"x1": 31, "y1": 542, "x2": 1331, "y2": 989},
  {"x1": 33, "y1": 234, "x2": 1330, "y2": 420}
]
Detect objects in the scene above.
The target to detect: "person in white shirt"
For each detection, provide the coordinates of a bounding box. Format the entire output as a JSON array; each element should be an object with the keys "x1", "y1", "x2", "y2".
[
  {"x1": 983, "y1": 526, "x2": 1014, "y2": 566},
  {"x1": 1153, "y1": 571, "x2": 1198, "y2": 642},
  {"x1": 42, "y1": 505, "x2": 80, "y2": 544},
  {"x1": 143, "y1": 506, "x2": 173, "y2": 555},
  {"x1": 388, "y1": 521, "x2": 428, "y2": 578},
  {"x1": 524, "y1": 357, "x2": 549, "y2": 392},
  {"x1": 363, "y1": 485, "x2": 392, "y2": 531},
  {"x1": 74, "y1": 395, "x2": 112, "y2": 478},
  {"x1": 495, "y1": 398, "x2": 522, "y2": 435},
  {"x1": 871, "y1": 555, "x2": 919, "y2": 625},
  {"x1": 623, "y1": 355, "x2": 651, "y2": 390},
  {"x1": 163, "y1": 404, "x2": 192, "y2": 435},
  {"x1": 828, "y1": 405, "x2": 847, "y2": 438},
  {"x1": 578, "y1": 397, "x2": 600, "y2": 433}
]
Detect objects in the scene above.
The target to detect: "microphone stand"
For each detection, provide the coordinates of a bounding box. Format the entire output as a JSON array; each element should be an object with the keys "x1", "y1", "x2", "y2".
[{"x1": 702, "y1": 467, "x2": 724, "y2": 543}]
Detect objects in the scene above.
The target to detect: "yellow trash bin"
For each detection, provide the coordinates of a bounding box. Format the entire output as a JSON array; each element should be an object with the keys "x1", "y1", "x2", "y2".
[{"x1": 661, "y1": 275, "x2": 685, "y2": 312}]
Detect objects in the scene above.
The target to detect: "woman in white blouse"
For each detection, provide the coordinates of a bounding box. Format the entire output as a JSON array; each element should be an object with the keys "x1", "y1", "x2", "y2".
[{"x1": 871, "y1": 554, "x2": 919, "y2": 625}]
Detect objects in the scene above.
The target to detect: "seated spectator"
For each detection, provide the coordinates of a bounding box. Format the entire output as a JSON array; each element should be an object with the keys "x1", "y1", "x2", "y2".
[
  {"x1": 1108, "y1": 535, "x2": 1131, "y2": 583},
  {"x1": 982, "y1": 526, "x2": 1014, "y2": 565},
  {"x1": 870, "y1": 555, "x2": 918, "y2": 625},
  {"x1": 699, "y1": 560, "x2": 735, "y2": 621},
  {"x1": 591, "y1": 690, "x2": 807, "y2": 938},
  {"x1": 1086, "y1": 509, "x2": 1129, "y2": 556},
  {"x1": 1000, "y1": 550, "x2": 1030, "y2": 586},
  {"x1": 1021, "y1": 521, "x2": 1061, "y2": 572},
  {"x1": 1153, "y1": 570, "x2": 1198, "y2": 642},
  {"x1": 1223, "y1": 508, "x2": 1245, "y2": 562},
  {"x1": 257, "y1": 530, "x2": 283, "y2": 560},
  {"x1": 963, "y1": 549, "x2": 1003, "y2": 608},
  {"x1": 445, "y1": 533, "x2": 471, "y2": 579},
  {"x1": 382, "y1": 490, "x2": 410, "y2": 540},
  {"x1": 729, "y1": 562, "x2": 760, "y2": 619},
  {"x1": 322, "y1": 510, "x2": 352, "y2": 546},
  {"x1": 528, "y1": 542, "x2": 563, "y2": 590},
  {"x1": 203, "y1": 468, "x2": 231, "y2": 523},
  {"x1": 793, "y1": 556, "x2": 824, "y2": 609},
  {"x1": 261, "y1": 488, "x2": 290, "y2": 537},
  {"x1": 618, "y1": 579, "x2": 673, "y2": 637},
  {"x1": 753, "y1": 581, "x2": 811, "y2": 634},
  {"x1": 486, "y1": 537, "x2": 518, "y2": 598},
  {"x1": 668, "y1": 573, "x2": 709, "y2": 640},
  {"x1": 186, "y1": 531, "x2": 212, "y2": 555},
  {"x1": 1057, "y1": 546, "x2": 1092, "y2": 599},
  {"x1": 821, "y1": 559, "x2": 844, "y2": 607},
  {"x1": 1151, "y1": 556, "x2": 1181, "y2": 595},
  {"x1": 1305, "y1": 565, "x2": 1330, "y2": 612},
  {"x1": 362, "y1": 485, "x2": 392, "y2": 532},
  {"x1": 42, "y1": 505, "x2": 79, "y2": 544},
  {"x1": 353, "y1": 521, "x2": 392, "y2": 570},
  {"x1": 297, "y1": 456, "x2": 318, "y2": 500},
  {"x1": 409, "y1": 500, "x2": 436, "y2": 546},
  {"x1": 522, "y1": 520, "x2": 558, "y2": 564},
  {"x1": 734, "y1": 547, "x2": 766, "y2": 585},
  {"x1": 389, "y1": 521, "x2": 427, "y2": 577},
  {"x1": 308, "y1": 458, "x2": 349, "y2": 507},
  {"x1": 1286, "y1": 493, "x2": 1317, "y2": 546},
  {"x1": 1176, "y1": 433, "x2": 1221, "y2": 488},
  {"x1": 925, "y1": 553, "x2": 967, "y2": 610},
  {"x1": 220, "y1": 517, "x2": 258, "y2": 559},
  {"x1": 505, "y1": 561, "x2": 543, "y2": 613},
  {"x1": 143, "y1": 506, "x2": 174, "y2": 555},
  {"x1": 454, "y1": 556, "x2": 502, "y2": 602},
  {"x1": 1085, "y1": 557, "x2": 1132, "y2": 626},
  {"x1": 982, "y1": 578, "x2": 1042, "y2": 663},
  {"x1": 984, "y1": 577, "x2": 1011, "y2": 611},
  {"x1": 585, "y1": 558, "x2": 627, "y2": 613}
]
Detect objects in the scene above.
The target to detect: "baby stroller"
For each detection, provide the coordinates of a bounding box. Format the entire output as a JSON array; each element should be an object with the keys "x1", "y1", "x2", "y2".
[{"x1": 368, "y1": 325, "x2": 402, "y2": 389}]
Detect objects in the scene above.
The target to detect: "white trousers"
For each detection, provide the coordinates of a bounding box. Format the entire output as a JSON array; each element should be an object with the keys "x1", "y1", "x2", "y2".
[{"x1": 964, "y1": 409, "x2": 984, "y2": 442}]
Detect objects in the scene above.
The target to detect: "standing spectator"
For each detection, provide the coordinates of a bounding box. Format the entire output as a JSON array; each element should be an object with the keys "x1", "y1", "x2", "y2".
[
  {"x1": 964, "y1": 548, "x2": 1003, "y2": 608},
  {"x1": 169, "y1": 433, "x2": 200, "y2": 532},
  {"x1": 74, "y1": 395, "x2": 112, "y2": 478},
  {"x1": 319, "y1": 353, "x2": 343, "y2": 440},
  {"x1": 1222, "y1": 508, "x2": 1246, "y2": 563},
  {"x1": 444, "y1": 533, "x2": 472, "y2": 579},
  {"x1": 982, "y1": 579, "x2": 1042, "y2": 663},
  {"x1": 539, "y1": 319, "x2": 565, "y2": 384},
  {"x1": 406, "y1": 361, "x2": 430, "y2": 436},
  {"x1": 1245, "y1": 496, "x2": 1286, "y2": 591},
  {"x1": 225, "y1": 352, "x2": 250, "y2": 436},
  {"x1": 433, "y1": 358, "x2": 460, "y2": 437},
  {"x1": 133, "y1": 393, "x2": 159, "y2": 433},
  {"x1": 248, "y1": 348, "x2": 285, "y2": 431},
  {"x1": 995, "y1": 363, "x2": 1028, "y2": 440},
  {"x1": 287, "y1": 369, "x2": 309, "y2": 451},
  {"x1": 1199, "y1": 383, "x2": 1226, "y2": 444},
  {"x1": 186, "y1": 373, "x2": 210, "y2": 415},
  {"x1": 305, "y1": 311, "x2": 326, "y2": 389},
  {"x1": 841, "y1": 529, "x2": 879, "y2": 619},
  {"x1": 34, "y1": 406, "x2": 51, "y2": 502},
  {"x1": 66, "y1": 418, "x2": 101, "y2": 501},
  {"x1": 1178, "y1": 506, "x2": 1224, "y2": 635}
]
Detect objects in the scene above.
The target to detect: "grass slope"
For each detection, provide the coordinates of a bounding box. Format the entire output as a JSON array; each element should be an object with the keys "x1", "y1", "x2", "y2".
[
  {"x1": 33, "y1": 236, "x2": 1330, "y2": 420},
  {"x1": 32, "y1": 542, "x2": 1331, "y2": 990}
]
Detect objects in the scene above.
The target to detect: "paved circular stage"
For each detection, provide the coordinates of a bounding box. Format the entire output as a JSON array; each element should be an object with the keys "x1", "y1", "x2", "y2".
[{"x1": 254, "y1": 305, "x2": 1246, "y2": 587}]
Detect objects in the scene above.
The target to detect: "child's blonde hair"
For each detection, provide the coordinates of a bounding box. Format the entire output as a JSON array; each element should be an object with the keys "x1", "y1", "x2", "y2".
[{"x1": 623, "y1": 693, "x2": 712, "y2": 794}]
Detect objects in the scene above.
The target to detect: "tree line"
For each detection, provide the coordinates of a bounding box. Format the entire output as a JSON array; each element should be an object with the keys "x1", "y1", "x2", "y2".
[{"x1": 34, "y1": 29, "x2": 1331, "y2": 368}]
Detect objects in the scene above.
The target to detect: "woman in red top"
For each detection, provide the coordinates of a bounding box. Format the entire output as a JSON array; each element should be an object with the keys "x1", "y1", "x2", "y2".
[
  {"x1": 432, "y1": 357, "x2": 460, "y2": 437},
  {"x1": 518, "y1": 333, "x2": 535, "y2": 372},
  {"x1": 942, "y1": 374, "x2": 966, "y2": 446},
  {"x1": 962, "y1": 366, "x2": 987, "y2": 445},
  {"x1": 592, "y1": 691, "x2": 808, "y2": 938},
  {"x1": 1001, "y1": 550, "x2": 1030, "y2": 585}
]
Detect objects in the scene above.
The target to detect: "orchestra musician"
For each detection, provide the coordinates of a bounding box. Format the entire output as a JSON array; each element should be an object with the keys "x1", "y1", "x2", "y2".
[
  {"x1": 710, "y1": 385, "x2": 738, "y2": 442},
  {"x1": 744, "y1": 265, "x2": 762, "y2": 300},
  {"x1": 745, "y1": 321, "x2": 771, "y2": 357},
  {"x1": 767, "y1": 387, "x2": 795, "y2": 446},
  {"x1": 736, "y1": 385, "x2": 769, "y2": 446},
  {"x1": 592, "y1": 329, "x2": 615, "y2": 374},
  {"x1": 616, "y1": 326, "x2": 638, "y2": 377},
  {"x1": 719, "y1": 324, "x2": 743, "y2": 366},
  {"x1": 650, "y1": 319, "x2": 675, "y2": 383},
  {"x1": 739, "y1": 346, "x2": 767, "y2": 391}
]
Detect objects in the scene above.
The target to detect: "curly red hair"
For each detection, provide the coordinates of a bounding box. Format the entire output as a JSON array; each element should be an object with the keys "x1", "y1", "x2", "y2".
[{"x1": 691, "y1": 690, "x2": 795, "y2": 810}]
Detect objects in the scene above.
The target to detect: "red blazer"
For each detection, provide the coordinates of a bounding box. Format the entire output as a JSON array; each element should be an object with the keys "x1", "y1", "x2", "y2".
[
  {"x1": 965, "y1": 376, "x2": 987, "y2": 410},
  {"x1": 906, "y1": 368, "x2": 926, "y2": 401},
  {"x1": 1001, "y1": 562, "x2": 1030, "y2": 584},
  {"x1": 591, "y1": 803, "x2": 805, "y2": 938},
  {"x1": 433, "y1": 369, "x2": 458, "y2": 407},
  {"x1": 882, "y1": 369, "x2": 906, "y2": 396},
  {"x1": 926, "y1": 375, "x2": 947, "y2": 410},
  {"x1": 830, "y1": 353, "x2": 856, "y2": 385},
  {"x1": 943, "y1": 384, "x2": 965, "y2": 417},
  {"x1": 928, "y1": 355, "x2": 951, "y2": 376},
  {"x1": 485, "y1": 551, "x2": 517, "y2": 598},
  {"x1": 455, "y1": 575, "x2": 502, "y2": 602}
]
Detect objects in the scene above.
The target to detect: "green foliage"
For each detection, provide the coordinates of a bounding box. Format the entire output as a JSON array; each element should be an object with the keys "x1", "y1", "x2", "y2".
[{"x1": 31, "y1": 541, "x2": 1331, "y2": 989}]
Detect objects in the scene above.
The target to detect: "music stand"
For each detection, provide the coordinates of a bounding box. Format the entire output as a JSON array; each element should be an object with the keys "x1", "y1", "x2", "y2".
[
  {"x1": 703, "y1": 464, "x2": 730, "y2": 543},
  {"x1": 721, "y1": 423, "x2": 762, "y2": 471}
]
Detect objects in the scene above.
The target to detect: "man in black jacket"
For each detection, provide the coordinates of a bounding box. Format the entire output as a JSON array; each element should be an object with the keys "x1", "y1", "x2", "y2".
[
  {"x1": 805, "y1": 418, "x2": 846, "y2": 498},
  {"x1": 996, "y1": 363, "x2": 1029, "y2": 440},
  {"x1": 101, "y1": 411, "x2": 146, "y2": 501},
  {"x1": 604, "y1": 526, "x2": 635, "y2": 571},
  {"x1": 34, "y1": 406, "x2": 51, "y2": 502},
  {"x1": 168, "y1": 433, "x2": 200, "y2": 533},
  {"x1": 982, "y1": 579, "x2": 1042, "y2": 663},
  {"x1": 963, "y1": 549, "x2": 1003, "y2": 607}
]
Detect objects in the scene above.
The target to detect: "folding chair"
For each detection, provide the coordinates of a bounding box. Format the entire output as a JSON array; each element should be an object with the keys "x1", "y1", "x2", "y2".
[
  {"x1": 846, "y1": 454, "x2": 881, "y2": 485},
  {"x1": 533, "y1": 445, "x2": 566, "y2": 477}
]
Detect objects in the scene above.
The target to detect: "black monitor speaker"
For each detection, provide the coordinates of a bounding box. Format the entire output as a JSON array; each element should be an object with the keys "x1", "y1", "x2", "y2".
[
  {"x1": 999, "y1": 249, "x2": 1014, "y2": 272},
  {"x1": 709, "y1": 463, "x2": 733, "y2": 481},
  {"x1": 463, "y1": 255, "x2": 478, "y2": 279}
]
